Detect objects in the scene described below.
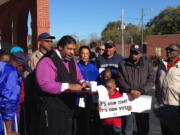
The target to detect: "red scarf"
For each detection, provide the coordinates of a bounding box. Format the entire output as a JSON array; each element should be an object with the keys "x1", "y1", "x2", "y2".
[{"x1": 167, "y1": 57, "x2": 180, "y2": 70}]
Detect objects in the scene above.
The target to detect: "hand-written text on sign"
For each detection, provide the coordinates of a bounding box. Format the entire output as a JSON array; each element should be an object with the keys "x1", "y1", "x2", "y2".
[{"x1": 99, "y1": 97, "x2": 131, "y2": 119}]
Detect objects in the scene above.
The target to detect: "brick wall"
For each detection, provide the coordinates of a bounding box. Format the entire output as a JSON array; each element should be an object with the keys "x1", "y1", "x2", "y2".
[
  {"x1": 0, "y1": 0, "x2": 50, "y2": 51},
  {"x1": 37, "y1": 0, "x2": 50, "y2": 35},
  {"x1": 115, "y1": 43, "x2": 131, "y2": 57},
  {"x1": 146, "y1": 34, "x2": 180, "y2": 58}
]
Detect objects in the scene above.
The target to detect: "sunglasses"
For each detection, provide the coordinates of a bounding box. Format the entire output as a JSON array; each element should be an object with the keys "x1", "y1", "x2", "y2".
[
  {"x1": 166, "y1": 48, "x2": 178, "y2": 53},
  {"x1": 42, "y1": 40, "x2": 53, "y2": 43}
]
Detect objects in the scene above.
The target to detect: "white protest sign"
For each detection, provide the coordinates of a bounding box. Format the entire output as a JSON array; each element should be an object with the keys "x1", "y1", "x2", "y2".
[
  {"x1": 130, "y1": 95, "x2": 152, "y2": 113},
  {"x1": 99, "y1": 96, "x2": 131, "y2": 119},
  {"x1": 97, "y1": 85, "x2": 109, "y2": 101},
  {"x1": 98, "y1": 93, "x2": 152, "y2": 119}
]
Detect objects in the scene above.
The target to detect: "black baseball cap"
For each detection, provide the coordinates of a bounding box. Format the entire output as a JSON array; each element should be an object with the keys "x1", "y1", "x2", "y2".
[
  {"x1": 130, "y1": 44, "x2": 143, "y2": 54},
  {"x1": 105, "y1": 42, "x2": 115, "y2": 48},
  {"x1": 38, "y1": 32, "x2": 55, "y2": 40}
]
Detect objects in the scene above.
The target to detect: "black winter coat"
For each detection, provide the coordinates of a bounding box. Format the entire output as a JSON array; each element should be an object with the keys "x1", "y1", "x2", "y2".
[{"x1": 117, "y1": 57, "x2": 155, "y2": 94}]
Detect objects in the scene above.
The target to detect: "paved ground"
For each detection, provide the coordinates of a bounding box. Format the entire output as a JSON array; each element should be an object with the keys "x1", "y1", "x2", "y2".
[{"x1": 147, "y1": 90, "x2": 162, "y2": 135}]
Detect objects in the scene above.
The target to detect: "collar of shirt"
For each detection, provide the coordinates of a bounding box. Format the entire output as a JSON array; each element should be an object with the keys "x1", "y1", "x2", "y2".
[
  {"x1": 55, "y1": 49, "x2": 70, "y2": 71},
  {"x1": 55, "y1": 49, "x2": 62, "y2": 59},
  {"x1": 55, "y1": 49, "x2": 71, "y2": 63}
]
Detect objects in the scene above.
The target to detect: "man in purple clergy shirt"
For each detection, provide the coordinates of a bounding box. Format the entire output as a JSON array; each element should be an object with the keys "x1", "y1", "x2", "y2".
[{"x1": 36, "y1": 35, "x2": 89, "y2": 135}]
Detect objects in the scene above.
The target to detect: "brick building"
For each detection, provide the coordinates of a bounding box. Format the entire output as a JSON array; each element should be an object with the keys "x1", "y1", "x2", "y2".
[
  {"x1": 0, "y1": 0, "x2": 50, "y2": 51},
  {"x1": 146, "y1": 34, "x2": 180, "y2": 58},
  {"x1": 115, "y1": 34, "x2": 180, "y2": 58},
  {"x1": 115, "y1": 43, "x2": 131, "y2": 57}
]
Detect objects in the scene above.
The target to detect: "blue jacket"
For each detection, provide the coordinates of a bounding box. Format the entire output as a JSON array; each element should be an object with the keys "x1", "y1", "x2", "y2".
[
  {"x1": 78, "y1": 61, "x2": 99, "y2": 81},
  {"x1": 0, "y1": 62, "x2": 22, "y2": 135}
]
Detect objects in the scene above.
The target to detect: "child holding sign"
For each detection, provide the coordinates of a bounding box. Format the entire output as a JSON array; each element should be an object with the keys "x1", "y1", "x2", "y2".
[
  {"x1": 104, "y1": 78, "x2": 122, "y2": 135},
  {"x1": 100, "y1": 78, "x2": 132, "y2": 135},
  {"x1": 99, "y1": 78, "x2": 119, "y2": 135}
]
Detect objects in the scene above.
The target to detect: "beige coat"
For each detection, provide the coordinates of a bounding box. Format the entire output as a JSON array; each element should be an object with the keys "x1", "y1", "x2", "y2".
[
  {"x1": 29, "y1": 50, "x2": 43, "y2": 71},
  {"x1": 156, "y1": 59, "x2": 180, "y2": 106}
]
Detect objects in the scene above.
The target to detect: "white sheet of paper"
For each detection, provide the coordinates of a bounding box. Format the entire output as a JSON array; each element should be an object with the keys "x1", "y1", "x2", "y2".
[
  {"x1": 130, "y1": 95, "x2": 152, "y2": 113},
  {"x1": 90, "y1": 81, "x2": 97, "y2": 92},
  {"x1": 97, "y1": 85, "x2": 109, "y2": 101}
]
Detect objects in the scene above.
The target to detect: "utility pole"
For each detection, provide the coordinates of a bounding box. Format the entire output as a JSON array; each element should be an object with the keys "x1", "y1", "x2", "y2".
[
  {"x1": 121, "y1": 8, "x2": 125, "y2": 56},
  {"x1": 141, "y1": 8, "x2": 144, "y2": 44}
]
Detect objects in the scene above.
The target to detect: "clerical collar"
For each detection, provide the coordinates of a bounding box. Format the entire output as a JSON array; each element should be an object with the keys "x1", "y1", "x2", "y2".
[
  {"x1": 55, "y1": 49, "x2": 62, "y2": 59},
  {"x1": 54, "y1": 49, "x2": 70, "y2": 62}
]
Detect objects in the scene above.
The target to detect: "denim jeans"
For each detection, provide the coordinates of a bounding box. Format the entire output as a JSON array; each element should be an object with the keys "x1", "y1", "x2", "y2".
[
  {"x1": 122, "y1": 113, "x2": 149, "y2": 135},
  {"x1": 113, "y1": 126, "x2": 122, "y2": 133}
]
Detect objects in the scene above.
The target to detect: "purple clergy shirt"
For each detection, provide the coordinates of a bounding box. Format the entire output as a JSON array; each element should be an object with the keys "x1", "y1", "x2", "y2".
[{"x1": 36, "y1": 57, "x2": 83, "y2": 94}]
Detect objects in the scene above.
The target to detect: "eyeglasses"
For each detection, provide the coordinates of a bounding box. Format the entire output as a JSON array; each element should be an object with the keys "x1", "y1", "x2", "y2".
[
  {"x1": 42, "y1": 40, "x2": 53, "y2": 43},
  {"x1": 166, "y1": 48, "x2": 179, "y2": 53}
]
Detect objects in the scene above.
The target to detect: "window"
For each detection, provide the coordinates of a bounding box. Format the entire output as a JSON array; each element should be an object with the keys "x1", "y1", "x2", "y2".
[{"x1": 155, "y1": 47, "x2": 162, "y2": 56}]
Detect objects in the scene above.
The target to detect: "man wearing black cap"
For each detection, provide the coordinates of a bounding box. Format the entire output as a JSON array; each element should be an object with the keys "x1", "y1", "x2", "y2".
[
  {"x1": 117, "y1": 44, "x2": 155, "y2": 135},
  {"x1": 0, "y1": 52, "x2": 31, "y2": 135},
  {"x1": 97, "y1": 42, "x2": 123, "y2": 79},
  {"x1": 29, "y1": 32, "x2": 55, "y2": 70}
]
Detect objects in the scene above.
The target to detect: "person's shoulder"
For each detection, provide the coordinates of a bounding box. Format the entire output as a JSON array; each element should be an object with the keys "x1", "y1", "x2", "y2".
[
  {"x1": 77, "y1": 61, "x2": 83, "y2": 67},
  {"x1": 161, "y1": 59, "x2": 167, "y2": 64},
  {"x1": 0, "y1": 61, "x2": 6, "y2": 67},
  {"x1": 89, "y1": 61, "x2": 96, "y2": 65},
  {"x1": 31, "y1": 50, "x2": 39, "y2": 55},
  {"x1": 31, "y1": 50, "x2": 41, "y2": 58},
  {"x1": 143, "y1": 58, "x2": 154, "y2": 67},
  {"x1": 119, "y1": 57, "x2": 127, "y2": 65},
  {"x1": 111, "y1": 90, "x2": 122, "y2": 98},
  {"x1": 6, "y1": 62, "x2": 16, "y2": 71},
  {"x1": 97, "y1": 55, "x2": 106, "y2": 65},
  {"x1": 97, "y1": 55, "x2": 105, "y2": 60},
  {"x1": 111, "y1": 53, "x2": 124, "y2": 62},
  {"x1": 0, "y1": 62, "x2": 17, "y2": 75},
  {"x1": 88, "y1": 61, "x2": 98, "y2": 68},
  {"x1": 39, "y1": 57, "x2": 53, "y2": 63},
  {"x1": 35, "y1": 57, "x2": 57, "y2": 73},
  {"x1": 36, "y1": 56, "x2": 55, "y2": 70},
  {"x1": 114, "y1": 53, "x2": 123, "y2": 58},
  {"x1": 157, "y1": 59, "x2": 166, "y2": 69},
  {"x1": 0, "y1": 62, "x2": 7, "y2": 72}
]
